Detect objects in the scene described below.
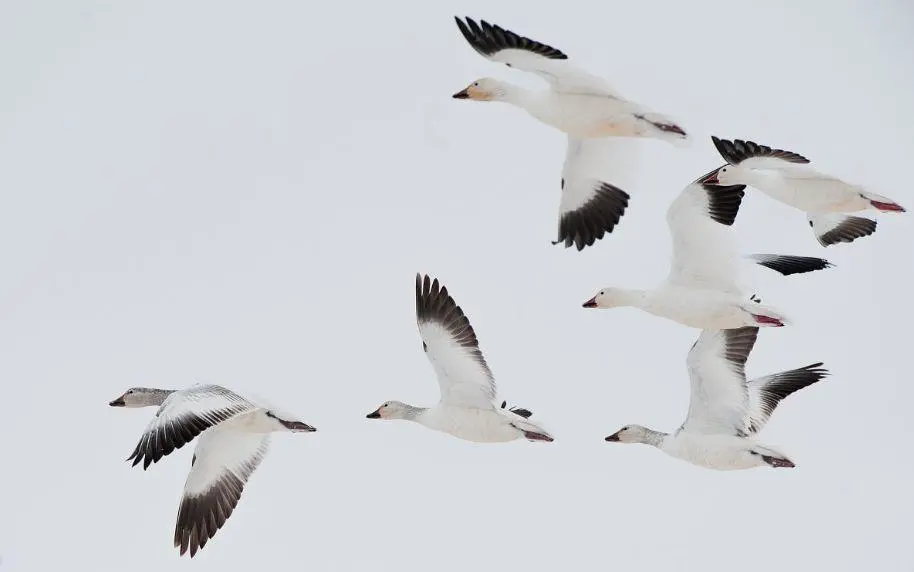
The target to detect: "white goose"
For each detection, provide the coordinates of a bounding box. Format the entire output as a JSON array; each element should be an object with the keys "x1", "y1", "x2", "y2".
[
  {"x1": 452, "y1": 17, "x2": 688, "y2": 251},
  {"x1": 366, "y1": 274, "x2": 553, "y2": 443},
  {"x1": 582, "y1": 169, "x2": 833, "y2": 329},
  {"x1": 605, "y1": 327, "x2": 828, "y2": 470},
  {"x1": 709, "y1": 136, "x2": 906, "y2": 246},
  {"x1": 109, "y1": 385, "x2": 316, "y2": 557}
]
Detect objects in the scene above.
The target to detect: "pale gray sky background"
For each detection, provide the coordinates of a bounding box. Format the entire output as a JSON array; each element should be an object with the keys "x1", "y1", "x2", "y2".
[{"x1": 1, "y1": 0, "x2": 913, "y2": 570}]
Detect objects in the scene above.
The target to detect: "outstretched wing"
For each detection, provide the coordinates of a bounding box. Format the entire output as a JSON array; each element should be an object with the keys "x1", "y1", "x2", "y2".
[
  {"x1": 554, "y1": 136, "x2": 634, "y2": 250},
  {"x1": 711, "y1": 136, "x2": 811, "y2": 170},
  {"x1": 681, "y1": 328, "x2": 758, "y2": 436},
  {"x1": 454, "y1": 17, "x2": 621, "y2": 96},
  {"x1": 808, "y1": 213, "x2": 877, "y2": 247},
  {"x1": 416, "y1": 274, "x2": 496, "y2": 409},
  {"x1": 745, "y1": 253, "x2": 834, "y2": 276},
  {"x1": 174, "y1": 429, "x2": 271, "y2": 557},
  {"x1": 665, "y1": 169, "x2": 746, "y2": 294},
  {"x1": 127, "y1": 385, "x2": 257, "y2": 470},
  {"x1": 745, "y1": 363, "x2": 829, "y2": 433}
]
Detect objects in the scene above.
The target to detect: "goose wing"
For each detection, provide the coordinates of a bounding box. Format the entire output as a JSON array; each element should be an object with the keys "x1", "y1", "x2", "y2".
[
  {"x1": 711, "y1": 136, "x2": 811, "y2": 171},
  {"x1": 126, "y1": 384, "x2": 257, "y2": 470},
  {"x1": 416, "y1": 274, "x2": 496, "y2": 409},
  {"x1": 681, "y1": 327, "x2": 759, "y2": 435},
  {"x1": 173, "y1": 428, "x2": 271, "y2": 557},
  {"x1": 454, "y1": 17, "x2": 621, "y2": 96},
  {"x1": 554, "y1": 136, "x2": 633, "y2": 250},
  {"x1": 745, "y1": 363, "x2": 829, "y2": 433},
  {"x1": 665, "y1": 169, "x2": 746, "y2": 294}
]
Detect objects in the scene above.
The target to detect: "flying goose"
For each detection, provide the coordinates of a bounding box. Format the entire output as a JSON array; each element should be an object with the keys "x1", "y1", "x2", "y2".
[
  {"x1": 709, "y1": 136, "x2": 905, "y2": 247},
  {"x1": 365, "y1": 274, "x2": 553, "y2": 443},
  {"x1": 581, "y1": 168, "x2": 833, "y2": 329},
  {"x1": 451, "y1": 16, "x2": 688, "y2": 251},
  {"x1": 605, "y1": 327, "x2": 828, "y2": 470},
  {"x1": 109, "y1": 385, "x2": 316, "y2": 557}
]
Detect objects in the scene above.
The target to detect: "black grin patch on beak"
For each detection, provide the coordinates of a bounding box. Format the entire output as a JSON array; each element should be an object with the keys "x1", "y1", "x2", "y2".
[
  {"x1": 366, "y1": 410, "x2": 381, "y2": 419},
  {"x1": 605, "y1": 433, "x2": 621, "y2": 442},
  {"x1": 109, "y1": 398, "x2": 125, "y2": 407},
  {"x1": 452, "y1": 89, "x2": 470, "y2": 99},
  {"x1": 582, "y1": 297, "x2": 598, "y2": 308}
]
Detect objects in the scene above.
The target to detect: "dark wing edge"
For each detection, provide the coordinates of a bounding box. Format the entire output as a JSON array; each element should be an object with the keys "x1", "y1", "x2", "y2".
[
  {"x1": 721, "y1": 327, "x2": 760, "y2": 381},
  {"x1": 454, "y1": 17, "x2": 568, "y2": 60},
  {"x1": 173, "y1": 442, "x2": 269, "y2": 558},
  {"x1": 552, "y1": 182, "x2": 630, "y2": 251},
  {"x1": 749, "y1": 362, "x2": 829, "y2": 433},
  {"x1": 815, "y1": 216, "x2": 877, "y2": 247},
  {"x1": 127, "y1": 404, "x2": 250, "y2": 470},
  {"x1": 711, "y1": 136, "x2": 811, "y2": 166},
  {"x1": 415, "y1": 274, "x2": 494, "y2": 380},
  {"x1": 749, "y1": 254, "x2": 834, "y2": 276},
  {"x1": 692, "y1": 168, "x2": 746, "y2": 226}
]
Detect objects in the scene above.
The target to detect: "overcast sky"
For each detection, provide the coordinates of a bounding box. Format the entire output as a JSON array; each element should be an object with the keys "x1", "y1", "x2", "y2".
[{"x1": 1, "y1": 0, "x2": 912, "y2": 570}]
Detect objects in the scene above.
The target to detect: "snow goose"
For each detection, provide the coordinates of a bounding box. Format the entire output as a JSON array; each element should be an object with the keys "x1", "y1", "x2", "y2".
[
  {"x1": 451, "y1": 17, "x2": 688, "y2": 251},
  {"x1": 605, "y1": 327, "x2": 828, "y2": 470},
  {"x1": 709, "y1": 136, "x2": 905, "y2": 246},
  {"x1": 109, "y1": 385, "x2": 316, "y2": 557},
  {"x1": 366, "y1": 274, "x2": 553, "y2": 443},
  {"x1": 582, "y1": 168, "x2": 833, "y2": 329}
]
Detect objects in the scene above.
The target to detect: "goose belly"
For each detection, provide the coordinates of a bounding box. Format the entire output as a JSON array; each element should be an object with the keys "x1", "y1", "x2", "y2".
[
  {"x1": 760, "y1": 178, "x2": 866, "y2": 212},
  {"x1": 420, "y1": 408, "x2": 521, "y2": 443},
  {"x1": 663, "y1": 434, "x2": 765, "y2": 471},
  {"x1": 529, "y1": 94, "x2": 630, "y2": 138},
  {"x1": 646, "y1": 290, "x2": 754, "y2": 329}
]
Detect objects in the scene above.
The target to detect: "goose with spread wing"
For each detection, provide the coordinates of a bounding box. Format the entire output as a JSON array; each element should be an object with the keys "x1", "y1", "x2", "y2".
[
  {"x1": 451, "y1": 17, "x2": 688, "y2": 251},
  {"x1": 366, "y1": 274, "x2": 553, "y2": 443},
  {"x1": 605, "y1": 327, "x2": 828, "y2": 470},
  {"x1": 581, "y1": 169, "x2": 833, "y2": 329},
  {"x1": 709, "y1": 136, "x2": 905, "y2": 247},
  {"x1": 109, "y1": 385, "x2": 316, "y2": 557}
]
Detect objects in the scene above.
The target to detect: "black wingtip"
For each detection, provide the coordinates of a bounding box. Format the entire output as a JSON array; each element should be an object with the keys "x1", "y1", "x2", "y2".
[
  {"x1": 711, "y1": 136, "x2": 811, "y2": 166},
  {"x1": 751, "y1": 254, "x2": 835, "y2": 276},
  {"x1": 695, "y1": 170, "x2": 745, "y2": 226},
  {"x1": 555, "y1": 182, "x2": 630, "y2": 251},
  {"x1": 816, "y1": 216, "x2": 877, "y2": 247},
  {"x1": 722, "y1": 327, "x2": 760, "y2": 379},
  {"x1": 454, "y1": 16, "x2": 568, "y2": 60}
]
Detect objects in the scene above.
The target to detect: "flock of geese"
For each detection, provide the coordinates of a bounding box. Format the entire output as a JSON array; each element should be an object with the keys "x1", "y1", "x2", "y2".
[{"x1": 108, "y1": 16, "x2": 906, "y2": 558}]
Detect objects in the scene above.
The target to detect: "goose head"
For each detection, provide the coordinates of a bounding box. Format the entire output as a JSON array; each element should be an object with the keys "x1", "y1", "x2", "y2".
[
  {"x1": 582, "y1": 287, "x2": 629, "y2": 309},
  {"x1": 452, "y1": 78, "x2": 506, "y2": 102},
  {"x1": 108, "y1": 387, "x2": 170, "y2": 408},
  {"x1": 605, "y1": 424, "x2": 652, "y2": 444},
  {"x1": 366, "y1": 400, "x2": 415, "y2": 420},
  {"x1": 704, "y1": 164, "x2": 747, "y2": 186}
]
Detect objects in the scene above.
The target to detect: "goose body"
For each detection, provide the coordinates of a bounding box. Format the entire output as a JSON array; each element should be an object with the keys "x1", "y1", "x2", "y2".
[
  {"x1": 414, "y1": 403, "x2": 541, "y2": 444},
  {"x1": 366, "y1": 274, "x2": 553, "y2": 443},
  {"x1": 582, "y1": 169, "x2": 833, "y2": 329},
  {"x1": 710, "y1": 136, "x2": 905, "y2": 246},
  {"x1": 452, "y1": 17, "x2": 688, "y2": 251},
  {"x1": 109, "y1": 384, "x2": 316, "y2": 557},
  {"x1": 611, "y1": 285, "x2": 789, "y2": 330},
  {"x1": 606, "y1": 327, "x2": 828, "y2": 470}
]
